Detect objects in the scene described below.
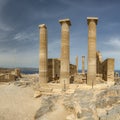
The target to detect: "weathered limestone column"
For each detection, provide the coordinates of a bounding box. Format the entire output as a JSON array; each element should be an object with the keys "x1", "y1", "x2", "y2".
[
  {"x1": 87, "y1": 17, "x2": 98, "y2": 86},
  {"x1": 52, "y1": 59, "x2": 55, "y2": 79},
  {"x1": 76, "y1": 56, "x2": 78, "y2": 73},
  {"x1": 82, "y1": 56, "x2": 85, "y2": 74},
  {"x1": 59, "y1": 19, "x2": 71, "y2": 89},
  {"x1": 39, "y1": 24, "x2": 48, "y2": 83}
]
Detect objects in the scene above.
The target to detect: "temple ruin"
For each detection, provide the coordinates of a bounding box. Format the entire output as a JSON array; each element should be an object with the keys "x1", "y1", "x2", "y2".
[{"x1": 39, "y1": 17, "x2": 115, "y2": 89}]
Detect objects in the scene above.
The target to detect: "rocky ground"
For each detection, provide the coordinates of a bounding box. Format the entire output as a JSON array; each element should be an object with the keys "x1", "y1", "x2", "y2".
[
  {"x1": 0, "y1": 74, "x2": 120, "y2": 120},
  {"x1": 0, "y1": 75, "x2": 41, "y2": 120}
]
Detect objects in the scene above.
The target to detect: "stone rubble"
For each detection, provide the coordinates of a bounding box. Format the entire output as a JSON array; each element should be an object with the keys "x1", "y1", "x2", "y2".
[
  {"x1": 34, "y1": 95, "x2": 59, "y2": 120},
  {"x1": 33, "y1": 81, "x2": 120, "y2": 120}
]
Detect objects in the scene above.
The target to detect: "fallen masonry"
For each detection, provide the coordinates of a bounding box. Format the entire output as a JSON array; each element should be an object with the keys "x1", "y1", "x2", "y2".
[{"x1": 33, "y1": 80, "x2": 120, "y2": 120}]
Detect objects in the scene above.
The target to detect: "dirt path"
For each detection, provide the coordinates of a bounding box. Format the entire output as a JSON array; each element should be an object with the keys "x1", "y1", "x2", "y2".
[
  {"x1": 0, "y1": 83, "x2": 41, "y2": 120},
  {"x1": 40, "y1": 100, "x2": 68, "y2": 120}
]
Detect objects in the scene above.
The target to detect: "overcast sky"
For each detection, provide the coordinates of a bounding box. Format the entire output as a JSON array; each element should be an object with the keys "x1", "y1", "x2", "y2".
[{"x1": 0, "y1": 0, "x2": 120, "y2": 69}]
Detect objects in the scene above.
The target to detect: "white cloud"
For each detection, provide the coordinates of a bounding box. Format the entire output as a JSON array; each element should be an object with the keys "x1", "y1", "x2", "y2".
[
  {"x1": 14, "y1": 31, "x2": 37, "y2": 41},
  {"x1": 102, "y1": 50, "x2": 119, "y2": 58},
  {"x1": 104, "y1": 37, "x2": 120, "y2": 48}
]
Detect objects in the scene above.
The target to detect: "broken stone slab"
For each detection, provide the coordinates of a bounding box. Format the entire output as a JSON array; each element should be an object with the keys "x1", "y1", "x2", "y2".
[
  {"x1": 66, "y1": 114, "x2": 76, "y2": 120},
  {"x1": 76, "y1": 116, "x2": 95, "y2": 120},
  {"x1": 66, "y1": 90, "x2": 75, "y2": 94},
  {"x1": 80, "y1": 108, "x2": 93, "y2": 118},
  {"x1": 52, "y1": 88, "x2": 62, "y2": 93},
  {"x1": 74, "y1": 102, "x2": 82, "y2": 119},
  {"x1": 34, "y1": 91, "x2": 42, "y2": 98},
  {"x1": 34, "y1": 95, "x2": 58, "y2": 119},
  {"x1": 14, "y1": 81, "x2": 31, "y2": 87},
  {"x1": 83, "y1": 117, "x2": 95, "y2": 120},
  {"x1": 99, "y1": 105, "x2": 120, "y2": 120},
  {"x1": 96, "y1": 96, "x2": 120, "y2": 108},
  {"x1": 96, "y1": 86, "x2": 120, "y2": 108},
  {"x1": 39, "y1": 87, "x2": 53, "y2": 92}
]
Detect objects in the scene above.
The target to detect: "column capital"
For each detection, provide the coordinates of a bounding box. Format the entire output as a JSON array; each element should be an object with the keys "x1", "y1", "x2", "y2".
[
  {"x1": 59, "y1": 18, "x2": 71, "y2": 26},
  {"x1": 87, "y1": 17, "x2": 98, "y2": 25},
  {"x1": 38, "y1": 24, "x2": 47, "y2": 29},
  {"x1": 82, "y1": 56, "x2": 85, "y2": 58}
]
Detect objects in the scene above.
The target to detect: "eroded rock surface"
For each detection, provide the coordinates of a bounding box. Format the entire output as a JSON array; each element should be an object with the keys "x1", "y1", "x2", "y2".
[{"x1": 34, "y1": 83, "x2": 120, "y2": 120}]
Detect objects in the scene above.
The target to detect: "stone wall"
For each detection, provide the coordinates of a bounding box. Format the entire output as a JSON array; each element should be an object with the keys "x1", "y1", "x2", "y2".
[
  {"x1": 70, "y1": 64, "x2": 77, "y2": 76},
  {"x1": 48, "y1": 58, "x2": 60, "y2": 81},
  {"x1": 96, "y1": 51, "x2": 102, "y2": 74},
  {"x1": 102, "y1": 58, "x2": 114, "y2": 81},
  {"x1": 96, "y1": 51, "x2": 115, "y2": 82},
  {"x1": 47, "y1": 58, "x2": 77, "y2": 82}
]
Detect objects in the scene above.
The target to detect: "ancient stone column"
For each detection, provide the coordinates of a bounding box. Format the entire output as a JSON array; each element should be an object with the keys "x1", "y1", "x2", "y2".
[
  {"x1": 87, "y1": 17, "x2": 98, "y2": 86},
  {"x1": 82, "y1": 56, "x2": 85, "y2": 74},
  {"x1": 52, "y1": 59, "x2": 55, "y2": 80},
  {"x1": 59, "y1": 19, "x2": 71, "y2": 89},
  {"x1": 76, "y1": 56, "x2": 78, "y2": 73},
  {"x1": 39, "y1": 24, "x2": 48, "y2": 83}
]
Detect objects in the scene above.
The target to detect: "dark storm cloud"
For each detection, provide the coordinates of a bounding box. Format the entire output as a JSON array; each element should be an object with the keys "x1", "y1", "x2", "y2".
[
  {"x1": 1, "y1": 0, "x2": 68, "y2": 29},
  {"x1": 0, "y1": 0, "x2": 68, "y2": 53},
  {"x1": 0, "y1": 0, "x2": 120, "y2": 68},
  {"x1": 1, "y1": 0, "x2": 120, "y2": 29}
]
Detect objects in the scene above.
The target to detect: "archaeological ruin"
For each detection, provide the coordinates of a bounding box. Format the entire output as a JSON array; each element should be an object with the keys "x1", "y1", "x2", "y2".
[
  {"x1": 0, "y1": 68, "x2": 21, "y2": 82},
  {"x1": 39, "y1": 17, "x2": 115, "y2": 89}
]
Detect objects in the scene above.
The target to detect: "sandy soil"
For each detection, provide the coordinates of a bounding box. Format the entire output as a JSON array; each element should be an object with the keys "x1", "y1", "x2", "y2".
[
  {"x1": 0, "y1": 83, "x2": 41, "y2": 120},
  {"x1": 0, "y1": 77, "x2": 119, "y2": 120},
  {"x1": 39, "y1": 99, "x2": 68, "y2": 120}
]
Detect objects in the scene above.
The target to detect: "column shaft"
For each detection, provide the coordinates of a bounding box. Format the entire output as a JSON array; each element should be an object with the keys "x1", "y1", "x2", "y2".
[
  {"x1": 76, "y1": 56, "x2": 78, "y2": 73},
  {"x1": 82, "y1": 56, "x2": 85, "y2": 74},
  {"x1": 59, "y1": 19, "x2": 71, "y2": 88},
  {"x1": 52, "y1": 59, "x2": 55, "y2": 79},
  {"x1": 87, "y1": 17, "x2": 98, "y2": 85},
  {"x1": 39, "y1": 24, "x2": 48, "y2": 83}
]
